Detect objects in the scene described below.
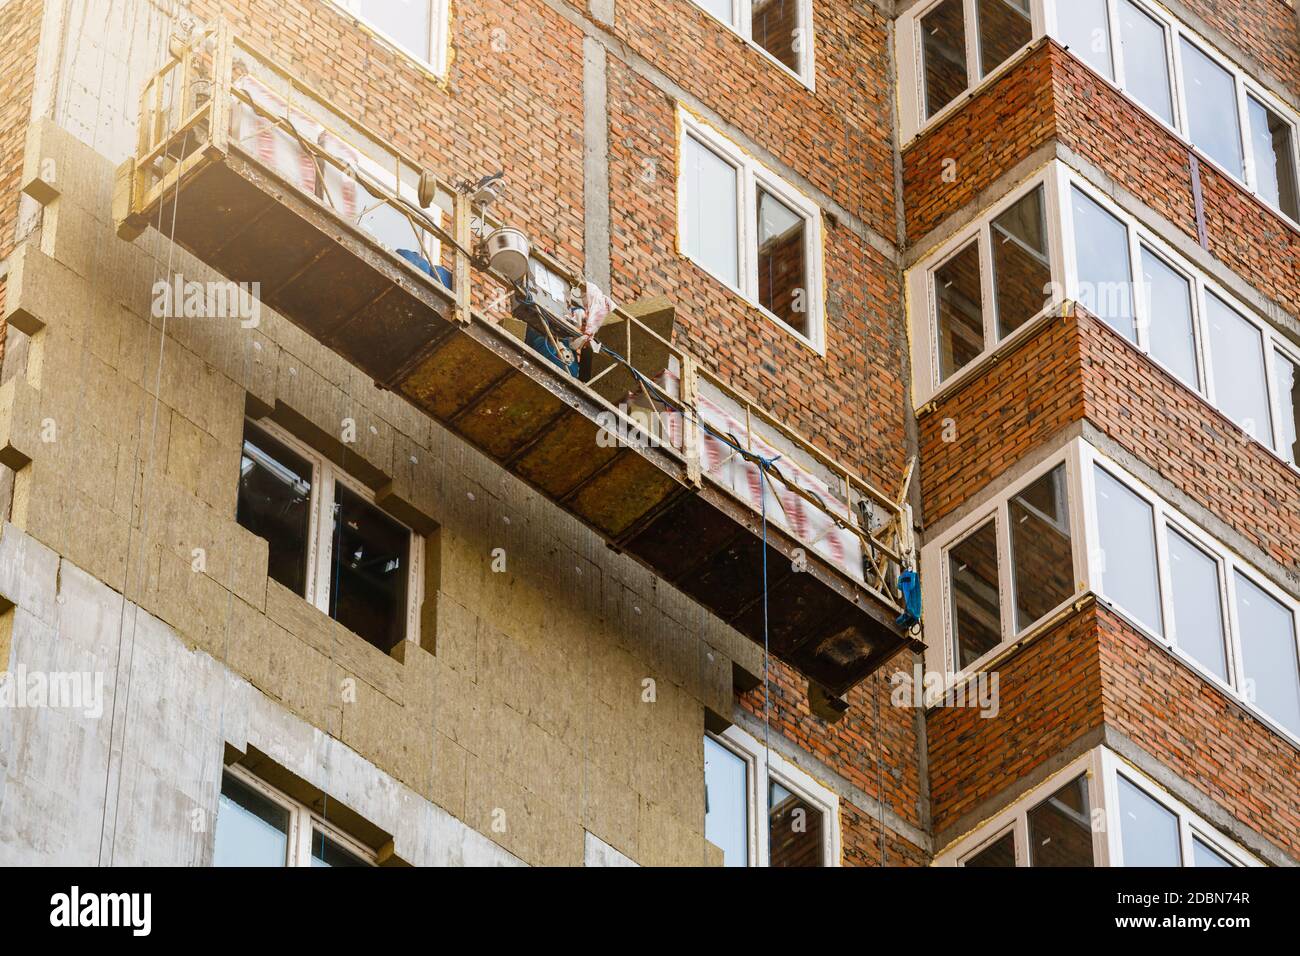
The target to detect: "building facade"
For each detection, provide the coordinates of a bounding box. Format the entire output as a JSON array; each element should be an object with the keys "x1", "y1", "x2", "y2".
[{"x1": 0, "y1": 0, "x2": 1294, "y2": 867}]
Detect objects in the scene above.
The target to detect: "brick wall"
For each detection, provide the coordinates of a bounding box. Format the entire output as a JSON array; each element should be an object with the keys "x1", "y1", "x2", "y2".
[
  {"x1": 903, "y1": 41, "x2": 1300, "y2": 322},
  {"x1": 927, "y1": 603, "x2": 1105, "y2": 835},
  {"x1": 919, "y1": 309, "x2": 1300, "y2": 575},
  {"x1": 1097, "y1": 602, "x2": 1300, "y2": 860}
]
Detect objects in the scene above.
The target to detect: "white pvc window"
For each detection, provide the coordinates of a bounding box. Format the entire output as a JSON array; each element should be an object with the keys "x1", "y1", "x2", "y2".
[
  {"x1": 238, "y1": 418, "x2": 423, "y2": 653},
  {"x1": 1060, "y1": 171, "x2": 1300, "y2": 468},
  {"x1": 678, "y1": 111, "x2": 826, "y2": 350},
  {"x1": 1045, "y1": 0, "x2": 1300, "y2": 225},
  {"x1": 1082, "y1": 447, "x2": 1300, "y2": 743},
  {"x1": 704, "y1": 725, "x2": 840, "y2": 867},
  {"x1": 329, "y1": 0, "x2": 451, "y2": 76},
  {"x1": 938, "y1": 747, "x2": 1258, "y2": 867},
  {"x1": 899, "y1": 0, "x2": 1042, "y2": 136},
  {"x1": 690, "y1": 0, "x2": 817, "y2": 87},
  {"x1": 908, "y1": 171, "x2": 1063, "y2": 395},
  {"x1": 214, "y1": 766, "x2": 376, "y2": 867},
  {"x1": 922, "y1": 447, "x2": 1085, "y2": 677}
]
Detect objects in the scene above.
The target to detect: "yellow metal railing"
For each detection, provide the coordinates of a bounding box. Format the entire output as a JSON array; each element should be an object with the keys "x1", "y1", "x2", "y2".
[{"x1": 121, "y1": 23, "x2": 916, "y2": 608}]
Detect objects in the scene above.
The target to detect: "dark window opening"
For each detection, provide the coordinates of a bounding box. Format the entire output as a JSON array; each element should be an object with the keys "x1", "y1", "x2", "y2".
[
  {"x1": 950, "y1": 520, "x2": 1002, "y2": 669},
  {"x1": 965, "y1": 829, "x2": 1016, "y2": 867},
  {"x1": 237, "y1": 424, "x2": 313, "y2": 597},
  {"x1": 935, "y1": 240, "x2": 985, "y2": 380},
  {"x1": 922, "y1": 0, "x2": 968, "y2": 118},
  {"x1": 1027, "y1": 774, "x2": 1094, "y2": 867},
  {"x1": 768, "y1": 778, "x2": 825, "y2": 866},
  {"x1": 751, "y1": 0, "x2": 803, "y2": 74},
  {"x1": 329, "y1": 483, "x2": 411, "y2": 653}
]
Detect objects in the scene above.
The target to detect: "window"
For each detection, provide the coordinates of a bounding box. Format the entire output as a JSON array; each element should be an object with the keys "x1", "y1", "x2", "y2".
[
  {"x1": 991, "y1": 185, "x2": 1051, "y2": 339},
  {"x1": 929, "y1": 453, "x2": 1080, "y2": 674},
  {"x1": 915, "y1": 0, "x2": 1033, "y2": 122},
  {"x1": 1275, "y1": 350, "x2": 1300, "y2": 466},
  {"x1": 1085, "y1": 449, "x2": 1300, "y2": 743},
  {"x1": 1116, "y1": 774, "x2": 1181, "y2": 865},
  {"x1": 1139, "y1": 247, "x2": 1199, "y2": 389},
  {"x1": 1166, "y1": 530, "x2": 1228, "y2": 683},
  {"x1": 678, "y1": 112, "x2": 825, "y2": 349},
  {"x1": 1046, "y1": 1, "x2": 1300, "y2": 223},
  {"x1": 1056, "y1": 0, "x2": 1112, "y2": 80},
  {"x1": 1234, "y1": 572, "x2": 1300, "y2": 739},
  {"x1": 939, "y1": 748, "x2": 1257, "y2": 867},
  {"x1": 1093, "y1": 467, "x2": 1163, "y2": 636},
  {"x1": 1116, "y1": 0, "x2": 1172, "y2": 125},
  {"x1": 691, "y1": 0, "x2": 815, "y2": 85},
  {"x1": 934, "y1": 241, "x2": 984, "y2": 380},
  {"x1": 1109, "y1": 767, "x2": 1251, "y2": 867},
  {"x1": 1180, "y1": 39, "x2": 1243, "y2": 180},
  {"x1": 1008, "y1": 465, "x2": 1073, "y2": 632},
  {"x1": 1248, "y1": 95, "x2": 1300, "y2": 223},
  {"x1": 1205, "y1": 292, "x2": 1273, "y2": 445},
  {"x1": 704, "y1": 735, "x2": 749, "y2": 867},
  {"x1": 917, "y1": 178, "x2": 1058, "y2": 389},
  {"x1": 704, "y1": 727, "x2": 839, "y2": 866},
  {"x1": 949, "y1": 520, "x2": 1000, "y2": 670},
  {"x1": 1070, "y1": 187, "x2": 1134, "y2": 341},
  {"x1": 214, "y1": 768, "x2": 374, "y2": 867},
  {"x1": 1026, "y1": 773, "x2": 1094, "y2": 867},
  {"x1": 237, "y1": 420, "x2": 421, "y2": 653},
  {"x1": 332, "y1": 0, "x2": 450, "y2": 75}
]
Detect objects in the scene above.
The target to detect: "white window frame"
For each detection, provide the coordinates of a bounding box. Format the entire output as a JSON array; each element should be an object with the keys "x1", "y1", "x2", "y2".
[
  {"x1": 921, "y1": 443, "x2": 1087, "y2": 682},
  {"x1": 1080, "y1": 443, "x2": 1300, "y2": 747},
  {"x1": 705, "y1": 724, "x2": 841, "y2": 866},
  {"x1": 936, "y1": 747, "x2": 1259, "y2": 866},
  {"x1": 1043, "y1": 0, "x2": 1300, "y2": 228},
  {"x1": 690, "y1": 0, "x2": 817, "y2": 88},
  {"x1": 677, "y1": 109, "x2": 826, "y2": 352},
  {"x1": 328, "y1": 0, "x2": 452, "y2": 78},
  {"x1": 1101, "y1": 751, "x2": 1256, "y2": 868},
  {"x1": 245, "y1": 417, "x2": 424, "y2": 648},
  {"x1": 909, "y1": 160, "x2": 1300, "y2": 474},
  {"x1": 1059, "y1": 167, "x2": 1300, "y2": 472},
  {"x1": 219, "y1": 764, "x2": 378, "y2": 867},
  {"x1": 897, "y1": 0, "x2": 1046, "y2": 142},
  {"x1": 907, "y1": 168, "x2": 1065, "y2": 402}
]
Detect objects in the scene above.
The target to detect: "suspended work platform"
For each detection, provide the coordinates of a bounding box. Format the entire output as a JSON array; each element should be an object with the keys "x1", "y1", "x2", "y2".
[{"x1": 115, "y1": 24, "x2": 921, "y2": 697}]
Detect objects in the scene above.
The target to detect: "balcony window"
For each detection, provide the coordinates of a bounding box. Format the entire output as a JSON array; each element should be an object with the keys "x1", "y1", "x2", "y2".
[
  {"x1": 237, "y1": 420, "x2": 421, "y2": 654},
  {"x1": 691, "y1": 0, "x2": 815, "y2": 84},
  {"x1": 332, "y1": 0, "x2": 450, "y2": 75},
  {"x1": 1093, "y1": 466, "x2": 1163, "y2": 636},
  {"x1": 214, "y1": 768, "x2": 374, "y2": 867},
  {"x1": 1205, "y1": 292, "x2": 1273, "y2": 446},
  {"x1": 1116, "y1": 0, "x2": 1172, "y2": 125},
  {"x1": 1084, "y1": 450, "x2": 1300, "y2": 742},
  {"x1": 1055, "y1": 0, "x2": 1112, "y2": 80},
  {"x1": 1116, "y1": 775, "x2": 1182, "y2": 866},
  {"x1": 948, "y1": 520, "x2": 1001, "y2": 670},
  {"x1": 1234, "y1": 573, "x2": 1300, "y2": 739},
  {"x1": 704, "y1": 728, "x2": 839, "y2": 866},
  {"x1": 1248, "y1": 95, "x2": 1300, "y2": 222},
  {"x1": 1166, "y1": 530, "x2": 1229, "y2": 683},
  {"x1": 934, "y1": 240, "x2": 984, "y2": 381},
  {"x1": 1046, "y1": 2, "x2": 1300, "y2": 223},
  {"x1": 977, "y1": 0, "x2": 1032, "y2": 78},
  {"x1": 921, "y1": 0, "x2": 968, "y2": 119},
  {"x1": 944, "y1": 748, "x2": 1255, "y2": 866},
  {"x1": 678, "y1": 112, "x2": 825, "y2": 349},
  {"x1": 1275, "y1": 350, "x2": 1299, "y2": 467},
  {"x1": 1026, "y1": 773, "x2": 1094, "y2": 867},
  {"x1": 1138, "y1": 247, "x2": 1199, "y2": 390},
  {"x1": 1008, "y1": 465, "x2": 1073, "y2": 632},
  {"x1": 1070, "y1": 187, "x2": 1134, "y2": 341},
  {"x1": 991, "y1": 185, "x2": 1051, "y2": 339}
]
